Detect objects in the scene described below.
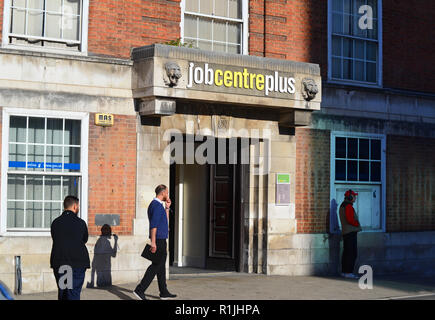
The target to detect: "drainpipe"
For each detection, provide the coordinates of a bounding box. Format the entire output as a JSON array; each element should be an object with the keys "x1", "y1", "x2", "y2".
[{"x1": 14, "y1": 256, "x2": 22, "y2": 295}]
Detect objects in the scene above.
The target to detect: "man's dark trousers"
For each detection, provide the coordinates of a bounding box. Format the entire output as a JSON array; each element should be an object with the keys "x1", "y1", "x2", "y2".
[
  {"x1": 342, "y1": 231, "x2": 358, "y2": 273},
  {"x1": 136, "y1": 239, "x2": 168, "y2": 294},
  {"x1": 53, "y1": 267, "x2": 86, "y2": 300}
]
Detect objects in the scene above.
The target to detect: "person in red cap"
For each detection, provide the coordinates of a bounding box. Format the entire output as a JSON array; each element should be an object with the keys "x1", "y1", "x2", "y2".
[{"x1": 339, "y1": 189, "x2": 362, "y2": 279}]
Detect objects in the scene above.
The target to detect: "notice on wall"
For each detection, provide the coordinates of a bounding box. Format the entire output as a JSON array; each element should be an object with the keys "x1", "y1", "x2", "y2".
[{"x1": 276, "y1": 173, "x2": 291, "y2": 206}]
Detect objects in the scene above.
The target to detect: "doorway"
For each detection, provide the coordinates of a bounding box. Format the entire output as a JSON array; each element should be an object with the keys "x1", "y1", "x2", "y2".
[{"x1": 169, "y1": 137, "x2": 248, "y2": 272}]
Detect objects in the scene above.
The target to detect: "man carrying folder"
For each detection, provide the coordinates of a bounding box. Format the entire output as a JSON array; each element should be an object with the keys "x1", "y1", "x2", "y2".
[{"x1": 133, "y1": 184, "x2": 177, "y2": 300}]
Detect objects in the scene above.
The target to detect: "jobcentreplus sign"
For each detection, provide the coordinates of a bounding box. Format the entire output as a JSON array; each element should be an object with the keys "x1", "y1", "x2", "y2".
[{"x1": 187, "y1": 62, "x2": 296, "y2": 96}]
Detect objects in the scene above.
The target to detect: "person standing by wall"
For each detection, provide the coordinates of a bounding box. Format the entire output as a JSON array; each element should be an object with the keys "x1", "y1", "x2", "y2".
[
  {"x1": 133, "y1": 185, "x2": 177, "y2": 300},
  {"x1": 50, "y1": 196, "x2": 90, "y2": 300},
  {"x1": 339, "y1": 190, "x2": 362, "y2": 279}
]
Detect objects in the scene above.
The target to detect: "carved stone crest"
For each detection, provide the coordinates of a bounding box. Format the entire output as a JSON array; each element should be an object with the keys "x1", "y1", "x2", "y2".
[
  {"x1": 301, "y1": 78, "x2": 318, "y2": 101},
  {"x1": 163, "y1": 61, "x2": 182, "y2": 87}
]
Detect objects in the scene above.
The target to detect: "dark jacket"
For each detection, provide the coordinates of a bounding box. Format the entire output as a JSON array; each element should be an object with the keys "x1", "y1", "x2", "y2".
[
  {"x1": 339, "y1": 200, "x2": 362, "y2": 235},
  {"x1": 50, "y1": 210, "x2": 90, "y2": 269}
]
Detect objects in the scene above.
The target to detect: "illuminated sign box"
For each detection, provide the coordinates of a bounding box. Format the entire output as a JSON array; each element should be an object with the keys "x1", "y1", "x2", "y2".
[
  {"x1": 95, "y1": 113, "x2": 114, "y2": 127},
  {"x1": 276, "y1": 173, "x2": 291, "y2": 206}
]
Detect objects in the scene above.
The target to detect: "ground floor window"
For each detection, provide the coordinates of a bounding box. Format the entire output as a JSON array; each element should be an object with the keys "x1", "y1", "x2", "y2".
[
  {"x1": 1, "y1": 109, "x2": 88, "y2": 235},
  {"x1": 330, "y1": 131, "x2": 385, "y2": 232}
]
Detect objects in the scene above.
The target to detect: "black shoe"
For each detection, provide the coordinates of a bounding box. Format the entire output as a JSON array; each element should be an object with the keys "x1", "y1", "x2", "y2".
[
  {"x1": 159, "y1": 291, "x2": 177, "y2": 300},
  {"x1": 133, "y1": 288, "x2": 147, "y2": 300}
]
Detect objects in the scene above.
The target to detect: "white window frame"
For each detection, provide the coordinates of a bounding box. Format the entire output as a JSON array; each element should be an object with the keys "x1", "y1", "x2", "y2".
[
  {"x1": 327, "y1": 0, "x2": 383, "y2": 88},
  {"x1": 180, "y1": 0, "x2": 249, "y2": 55},
  {"x1": 1, "y1": 108, "x2": 89, "y2": 236},
  {"x1": 330, "y1": 131, "x2": 386, "y2": 232},
  {"x1": 1, "y1": 0, "x2": 89, "y2": 55}
]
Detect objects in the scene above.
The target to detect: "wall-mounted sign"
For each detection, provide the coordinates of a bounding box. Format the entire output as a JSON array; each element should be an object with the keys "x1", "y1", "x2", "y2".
[
  {"x1": 95, "y1": 113, "x2": 114, "y2": 127},
  {"x1": 276, "y1": 173, "x2": 291, "y2": 206}
]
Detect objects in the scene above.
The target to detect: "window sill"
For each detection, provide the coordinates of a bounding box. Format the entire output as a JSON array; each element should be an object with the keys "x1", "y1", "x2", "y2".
[{"x1": 0, "y1": 231, "x2": 51, "y2": 237}]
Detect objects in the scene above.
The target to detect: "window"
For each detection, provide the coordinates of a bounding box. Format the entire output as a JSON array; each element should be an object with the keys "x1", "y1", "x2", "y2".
[
  {"x1": 1, "y1": 109, "x2": 88, "y2": 234},
  {"x1": 328, "y1": 0, "x2": 381, "y2": 85},
  {"x1": 181, "y1": 0, "x2": 248, "y2": 54},
  {"x1": 330, "y1": 132, "x2": 386, "y2": 232},
  {"x1": 334, "y1": 136, "x2": 381, "y2": 182},
  {"x1": 2, "y1": 0, "x2": 89, "y2": 53}
]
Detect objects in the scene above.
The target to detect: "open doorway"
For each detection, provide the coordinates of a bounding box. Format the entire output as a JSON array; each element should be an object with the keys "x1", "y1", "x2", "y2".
[{"x1": 168, "y1": 137, "x2": 248, "y2": 273}]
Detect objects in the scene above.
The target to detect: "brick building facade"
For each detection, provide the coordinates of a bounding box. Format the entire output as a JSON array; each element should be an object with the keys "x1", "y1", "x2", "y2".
[{"x1": 0, "y1": 0, "x2": 434, "y2": 294}]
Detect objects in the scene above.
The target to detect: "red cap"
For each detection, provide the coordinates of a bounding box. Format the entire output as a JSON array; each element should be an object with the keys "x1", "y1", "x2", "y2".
[{"x1": 345, "y1": 190, "x2": 358, "y2": 197}]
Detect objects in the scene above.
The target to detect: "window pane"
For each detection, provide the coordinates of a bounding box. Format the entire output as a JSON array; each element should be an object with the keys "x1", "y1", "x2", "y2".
[
  {"x1": 359, "y1": 139, "x2": 369, "y2": 159},
  {"x1": 46, "y1": 14, "x2": 62, "y2": 39},
  {"x1": 64, "y1": 0, "x2": 81, "y2": 15},
  {"x1": 355, "y1": 60, "x2": 364, "y2": 81},
  {"x1": 359, "y1": 161, "x2": 369, "y2": 181},
  {"x1": 367, "y1": 19, "x2": 377, "y2": 39},
  {"x1": 28, "y1": 117, "x2": 45, "y2": 144},
  {"x1": 332, "y1": 57, "x2": 341, "y2": 78},
  {"x1": 47, "y1": 118, "x2": 63, "y2": 145},
  {"x1": 347, "y1": 160, "x2": 358, "y2": 181},
  {"x1": 8, "y1": 144, "x2": 26, "y2": 170},
  {"x1": 366, "y1": 62, "x2": 376, "y2": 82},
  {"x1": 26, "y1": 202, "x2": 43, "y2": 228},
  {"x1": 63, "y1": 176, "x2": 80, "y2": 197},
  {"x1": 184, "y1": 15, "x2": 197, "y2": 38},
  {"x1": 227, "y1": 23, "x2": 240, "y2": 44},
  {"x1": 371, "y1": 162, "x2": 381, "y2": 181},
  {"x1": 7, "y1": 201, "x2": 24, "y2": 228},
  {"x1": 343, "y1": 59, "x2": 353, "y2": 79},
  {"x1": 371, "y1": 139, "x2": 381, "y2": 160},
  {"x1": 27, "y1": 144, "x2": 44, "y2": 171},
  {"x1": 46, "y1": 146, "x2": 63, "y2": 171},
  {"x1": 367, "y1": 0, "x2": 378, "y2": 18},
  {"x1": 64, "y1": 147, "x2": 81, "y2": 172},
  {"x1": 44, "y1": 176, "x2": 62, "y2": 200},
  {"x1": 198, "y1": 18, "x2": 212, "y2": 40},
  {"x1": 186, "y1": 0, "x2": 198, "y2": 12},
  {"x1": 9, "y1": 116, "x2": 27, "y2": 143},
  {"x1": 343, "y1": 14, "x2": 353, "y2": 35},
  {"x1": 44, "y1": 202, "x2": 62, "y2": 228},
  {"x1": 215, "y1": 0, "x2": 227, "y2": 17},
  {"x1": 7, "y1": 175, "x2": 25, "y2": 200},
  {"x1": 213, "y1": 20, "x2": 226, "y2": 42},
  {"x1": 200, "y1": 0, "x2": 213, "y2": 15},
  {"x1": 28, "y1": 0, "x2": 44, "y2": 9},
  {"x1": 335, "y1": 137, "x2": 346, "y2": 158},
  {"x1": 26, "y1": 176, "x2": 43, "y2": 200},
  {"x1": 335, "y1": 160, "x2": 346, "y2": 180},
  {"x1": 366, "y1": 41, "x2": 376, "y2": 61},
  {"x1": 12, "y1": 0, "x2": 26, "y2": 6},
  {"x1": 343, "y1": 0, "x2": 352, "y2": 14},
  {"x1": 332, "y1": 0, "x2": 343, "y2": 12},
  {"x1": 332, "y1": 13, "x2": 343, "y2": 33},
  {"x1": 27, "y1": 10, "x2": 44, "y2": 36},
  {"x1": 47, "y1": 0, "x2": 62, "y2": 12},
  {"x1": 11, "y1": 8, "x2": 26, "y2": 34},
  {"x1": 213, "y1": 42, "x2": 226, "y2": 53},
  {"x1": 198, "y1": 40, "x2": 212, "y2": 51},
  {"x1": 347, "y1": 138, "x2": 358, "y2": 159},
  {"x1": 227, "y1": 44, "x2": 240, "y2": 54},
  {"x1": 332, "y1": 36, "x2": 341, "y2": 56},
  {"x1": 228, "y1": 0, "x2": 241, "y2": 19},
  {"x1": 355, "y1": 39, "x2": 364, "y2": 59},
  {"x1": 343, "y1": 38, "x2": 353, "y2": 57},
  {"x1": 64, "y1": 120, "x2": 81, "y2": 145},
  {"x1": 63, "y1": 15, "x2": 80, "y2": 41}
]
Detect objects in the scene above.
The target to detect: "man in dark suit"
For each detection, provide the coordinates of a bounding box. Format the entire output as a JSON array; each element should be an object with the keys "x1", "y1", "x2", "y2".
[
  {"x1": 133, "y1": 184, "x2": 177, "y2": 300},
  {"x1": 50, "y1": 195, "x2": 90, "y2": 300}
]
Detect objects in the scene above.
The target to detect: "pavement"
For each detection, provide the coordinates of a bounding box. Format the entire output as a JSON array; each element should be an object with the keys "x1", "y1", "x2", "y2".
[{"x1": 12, "y1": 268, "x2": 435, "y2": 300}]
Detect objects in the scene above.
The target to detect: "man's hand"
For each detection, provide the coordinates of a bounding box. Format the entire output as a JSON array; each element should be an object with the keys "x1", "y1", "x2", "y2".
[
  {"x1": 150, "y1": 242, "x2": 157, "y2": 253},
  {"x1": 165, "y1": 198, "x2": 172, "y2": 210}
]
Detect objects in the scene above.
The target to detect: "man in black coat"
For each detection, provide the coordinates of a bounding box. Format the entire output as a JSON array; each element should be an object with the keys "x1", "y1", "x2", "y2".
[{"x1": 50, "y1": 196, "x2": 90, "y2": 300}]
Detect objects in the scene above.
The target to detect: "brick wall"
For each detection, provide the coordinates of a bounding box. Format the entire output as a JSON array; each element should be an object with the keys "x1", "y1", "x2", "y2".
[
  {"x1": 386, "y1": 135, "x2": 435, "y2": 232},
  {"x1": 295, "y1": 128, "x2": 331, "y2": 233},
  {"x1": 88, "y1": 114, "x2": 137, "y2": 236}
]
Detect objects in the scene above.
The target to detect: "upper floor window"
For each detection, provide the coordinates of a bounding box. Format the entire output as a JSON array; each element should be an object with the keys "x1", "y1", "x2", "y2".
[
  {"x1": 328, "y1": 0, "x2": 382, "y2": 86},
  {"x1": 182, "y1": 0, "x2": 248, "y2": 54},
  {"x1": 2, "y1": 0, "x2": 88, "y2": 53}
]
